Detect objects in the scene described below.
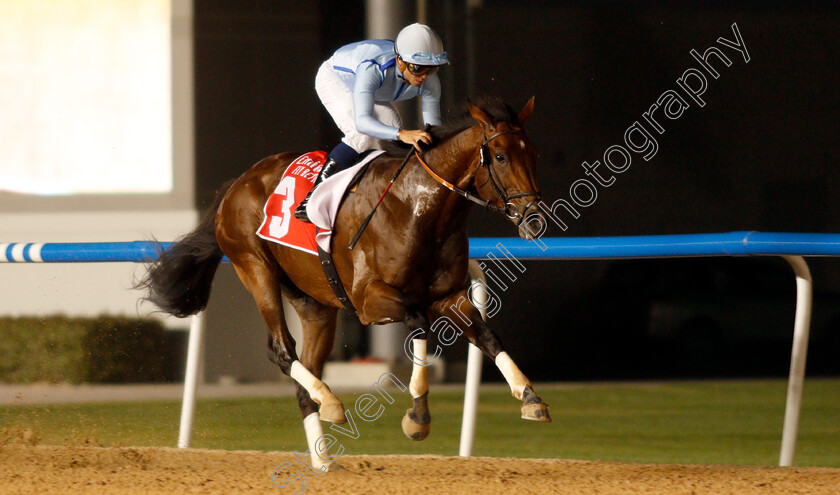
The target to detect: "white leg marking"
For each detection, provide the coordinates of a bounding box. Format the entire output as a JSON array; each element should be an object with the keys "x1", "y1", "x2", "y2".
[
  {"x1": 409, "y1": 339, "x2": 430, "y2": 398},
  {"x1": 290, "y1": 360, "x2": 327, "y2": 404},
  {"x1": 494, "y1": 352, "x2": 530, "y2": 400},
  {"x1": 303, "y1": 412, "x2": 330, "y2": 470}
]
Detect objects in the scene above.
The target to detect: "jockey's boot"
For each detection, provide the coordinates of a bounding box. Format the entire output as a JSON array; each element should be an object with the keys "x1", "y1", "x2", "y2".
[{"x1": 294, "y1": 157, "x2": 342, "y2": 223}]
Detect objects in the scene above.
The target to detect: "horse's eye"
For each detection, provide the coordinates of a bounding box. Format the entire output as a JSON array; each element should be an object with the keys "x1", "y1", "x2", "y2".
[{"x1": 494, "y1": 153, "x2": 506, "y2": 163}]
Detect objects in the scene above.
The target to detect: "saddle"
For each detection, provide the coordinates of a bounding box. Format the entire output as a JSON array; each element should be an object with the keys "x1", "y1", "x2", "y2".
[{"x1": 256, "y1": 149, "x2": 384, "y2": 313}]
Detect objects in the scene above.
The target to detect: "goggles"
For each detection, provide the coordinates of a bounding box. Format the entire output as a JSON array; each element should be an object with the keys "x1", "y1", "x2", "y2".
[
  {"x1": 405, "y1": 62, "x2": 439, "y2": 76},
  {"x1": 409, "y1": 52, "x2": 448, "y2": 65}
]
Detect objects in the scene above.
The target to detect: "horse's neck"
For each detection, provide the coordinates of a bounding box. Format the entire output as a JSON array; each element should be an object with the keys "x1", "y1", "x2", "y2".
[
  {"x1": 399, "y1": 127, "x2": 481, "y2": 232},
  {"x1": 425, "y1": 127, "x2": 482, "y2": 191}
]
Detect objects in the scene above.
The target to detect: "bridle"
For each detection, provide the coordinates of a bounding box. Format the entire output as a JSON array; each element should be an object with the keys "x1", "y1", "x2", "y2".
[
  {"x1": 415, "y1": 129, "x2": 541, "y2": 224},
  {"x1": 349, "y1": 129, "x2": 540, "y2": 250}
]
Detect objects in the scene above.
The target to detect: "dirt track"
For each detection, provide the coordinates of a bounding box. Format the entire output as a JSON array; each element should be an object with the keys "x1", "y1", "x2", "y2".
[{"x1": 2, "y1": 444, "x2": 839, "y2": 495}]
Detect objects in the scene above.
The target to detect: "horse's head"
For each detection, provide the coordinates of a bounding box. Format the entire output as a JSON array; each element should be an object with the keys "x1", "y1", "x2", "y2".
[{"x1": 468, "y1": 97, "x2": 541, "y2": 240}]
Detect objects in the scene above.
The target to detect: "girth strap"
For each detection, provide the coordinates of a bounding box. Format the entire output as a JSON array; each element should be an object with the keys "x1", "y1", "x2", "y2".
[{"x1": 314, "y1": 152, "x2": 381, "y2": 307}]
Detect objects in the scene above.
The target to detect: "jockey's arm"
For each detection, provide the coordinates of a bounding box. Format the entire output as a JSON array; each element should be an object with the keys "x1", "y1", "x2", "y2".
[
  {"x1": 352, "y1": 66, "x2": 400, "y2": 141},
  {"x1": 351, "y1": 63, "x2": 436, "y2": 150},
  {"x1": 420, "y1": 74, "x2": 442, "y2": 127}
]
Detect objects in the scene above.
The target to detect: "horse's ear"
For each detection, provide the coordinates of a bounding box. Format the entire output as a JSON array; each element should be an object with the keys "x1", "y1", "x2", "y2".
[
  {"x1": 467, "y1": 99, "x2": 494, "y2": 130},
  {"x1": 518, "y1": 96, "x2": 535, "y2": 127}
]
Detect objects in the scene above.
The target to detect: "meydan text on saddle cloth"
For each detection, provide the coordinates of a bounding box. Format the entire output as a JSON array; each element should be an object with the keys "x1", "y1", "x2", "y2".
[{"x1": 256, "y1": 150, "x2": 384, "y2": 254}]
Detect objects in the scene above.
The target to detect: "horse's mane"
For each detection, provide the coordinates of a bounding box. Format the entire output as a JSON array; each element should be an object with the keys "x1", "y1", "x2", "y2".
[{"x1": 381, "y1": 95, "x2": 521, "y2": 157}]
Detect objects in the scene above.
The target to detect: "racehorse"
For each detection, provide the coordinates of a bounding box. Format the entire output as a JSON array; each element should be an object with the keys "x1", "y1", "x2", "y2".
[{"x1": 139, "y1": 96, "x2": 550, "y2": 470}]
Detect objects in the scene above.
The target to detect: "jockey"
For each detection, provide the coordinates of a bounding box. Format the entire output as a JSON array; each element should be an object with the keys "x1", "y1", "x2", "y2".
[{"x1": 294, "y1": 23, "x2": 449, "y2": 223}]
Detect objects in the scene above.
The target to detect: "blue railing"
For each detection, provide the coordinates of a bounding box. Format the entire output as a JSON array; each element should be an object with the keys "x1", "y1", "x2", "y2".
[
  {"x1": 3, "y1": 232, "x2": 838, "y2": 467},
  {"x1": 5, "y1": 232, "x2": 840, "y2": 263}
]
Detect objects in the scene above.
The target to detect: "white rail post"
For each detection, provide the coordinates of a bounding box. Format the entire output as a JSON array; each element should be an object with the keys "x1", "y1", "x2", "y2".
[
  {"x1": 460, "y1": 260, "x2": 488, "y2": 457},
  {"x1": 779, "y1": 255, "x2": 813, "y2": 467},
  {"x1": 459, "y1": 344, "x2": 484, "y2": 456},
  {"x1": 178, "y1": 312, "x2": 205, "y2": 448}
]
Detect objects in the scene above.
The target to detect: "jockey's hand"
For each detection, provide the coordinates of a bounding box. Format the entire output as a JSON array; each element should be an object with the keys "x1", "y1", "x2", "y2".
[{"x1": 397, "y1": 129, "x2": 432, "y2": 151}]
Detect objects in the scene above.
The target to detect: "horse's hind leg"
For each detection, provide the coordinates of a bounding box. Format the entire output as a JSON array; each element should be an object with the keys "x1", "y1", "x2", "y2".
[
  {"x1": 284, "y1": 292, "x2": 343, "y2": 471},
  {"x1": 227, "y1": 256, "x2": 346, "y2": 424}
]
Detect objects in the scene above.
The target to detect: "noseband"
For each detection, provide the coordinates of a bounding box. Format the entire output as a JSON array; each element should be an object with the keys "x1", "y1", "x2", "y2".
[{"x1": 415, "y1": 129, "x2": 541, "y2": 224}]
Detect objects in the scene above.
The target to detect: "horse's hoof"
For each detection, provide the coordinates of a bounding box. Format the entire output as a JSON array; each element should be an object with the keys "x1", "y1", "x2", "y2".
[
  {"x1": 310, "y1": 458, "x2": 345, "y2": 474},
  {"x1": 319, "y1": 402, "x2": 347, "y2": 424},
  {"x1": 520, "y1": 385, "x2": 552, "y2": 422},
  {"x1": 521, "y1": 402, "x2": 552, "y2": 422},
  {"x1": 401, "y1": 410, "x2": 431, "y2": 441},
  {"x1": 323, "y1": 461, "x2": 345, "y2": 473}
]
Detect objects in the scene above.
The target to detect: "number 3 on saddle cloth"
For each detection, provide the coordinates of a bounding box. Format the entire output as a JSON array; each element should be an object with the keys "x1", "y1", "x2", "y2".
[
  {"x1": 256, "y1": 149, "x2": 384, "y2": 313},
  {"x1": 256, "y1": 149, "x2": 384, "y2": 254}
]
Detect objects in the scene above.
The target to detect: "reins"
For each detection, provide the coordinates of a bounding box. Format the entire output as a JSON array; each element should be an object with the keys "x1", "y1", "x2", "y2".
[
  {"x1": 415, "y1": 151, "x2": 506, "y2": 213},
  {"x1": 348, "y1": 147, "x2": 415, "y2": 250},
  {"x1": 348, "y1": 127, "x2": 541, "y2": 250},
  {"x1": 418, "y1": 129, "x2": 541, "y2": 221}
]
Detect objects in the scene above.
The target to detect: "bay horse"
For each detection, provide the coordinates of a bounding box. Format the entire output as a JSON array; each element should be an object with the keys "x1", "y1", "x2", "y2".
[{"x1": 140, "y1": 96, "x2": 550, "y2": 470}]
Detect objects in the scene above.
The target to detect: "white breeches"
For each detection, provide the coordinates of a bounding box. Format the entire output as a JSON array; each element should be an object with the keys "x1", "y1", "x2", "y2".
[{"x1": 314, "y1": 61, "x2": 402, "y2": 153}]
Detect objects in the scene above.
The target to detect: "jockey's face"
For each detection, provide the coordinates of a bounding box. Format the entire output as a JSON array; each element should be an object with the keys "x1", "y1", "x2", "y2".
[{"x1": 396, "y1": 56, "x2": 437, "y2": 87}]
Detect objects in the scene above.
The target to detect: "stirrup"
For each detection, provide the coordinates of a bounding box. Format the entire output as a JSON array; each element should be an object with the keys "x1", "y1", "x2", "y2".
[{"x1": 293, "y1": 157, "x2": 342, "y2": 223}]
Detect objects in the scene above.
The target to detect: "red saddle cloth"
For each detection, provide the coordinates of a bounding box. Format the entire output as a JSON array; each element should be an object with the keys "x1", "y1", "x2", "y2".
[{"x1": 256, "y1": 150, "x2": 329, "y2": 255}]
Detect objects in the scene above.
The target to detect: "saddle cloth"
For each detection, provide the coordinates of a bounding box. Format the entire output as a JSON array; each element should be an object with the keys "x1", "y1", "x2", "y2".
[{"x1": 256, "y1": 150, "x2": 384, "y2": 254}]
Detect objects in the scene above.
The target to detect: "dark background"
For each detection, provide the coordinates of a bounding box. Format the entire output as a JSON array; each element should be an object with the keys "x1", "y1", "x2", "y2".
[{"x1": 193, "y1": 1, "x2": 840, "y2": 380}]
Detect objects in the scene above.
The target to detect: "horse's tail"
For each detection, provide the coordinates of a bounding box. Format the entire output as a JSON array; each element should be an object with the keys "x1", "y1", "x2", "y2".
[{"x1": 138, "y1": 181, "x2": 234, "y2": 318}]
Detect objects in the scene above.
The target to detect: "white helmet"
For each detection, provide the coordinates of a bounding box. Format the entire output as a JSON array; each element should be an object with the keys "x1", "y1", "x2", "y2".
[{"x1": 394, "y1": 23, "x2": 449, "y2": 66}]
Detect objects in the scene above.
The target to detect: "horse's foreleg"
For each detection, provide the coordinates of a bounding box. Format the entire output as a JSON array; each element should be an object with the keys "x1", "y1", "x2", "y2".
[
  {"x1": 402, "y1": 324, "x2": 432, "y2": 440},
  {"x1": 359, "y1": 280, "x2": 432, "y2": 440},
  {"x1": 474, "y1": 320, "x2": 550, "y2": 422},
  {"x1": 429, "y1": 291, "x2": 551, "y2": 423},
  {"x1": 493, "y1": 347, "x2": 551, "y2": 422}
]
